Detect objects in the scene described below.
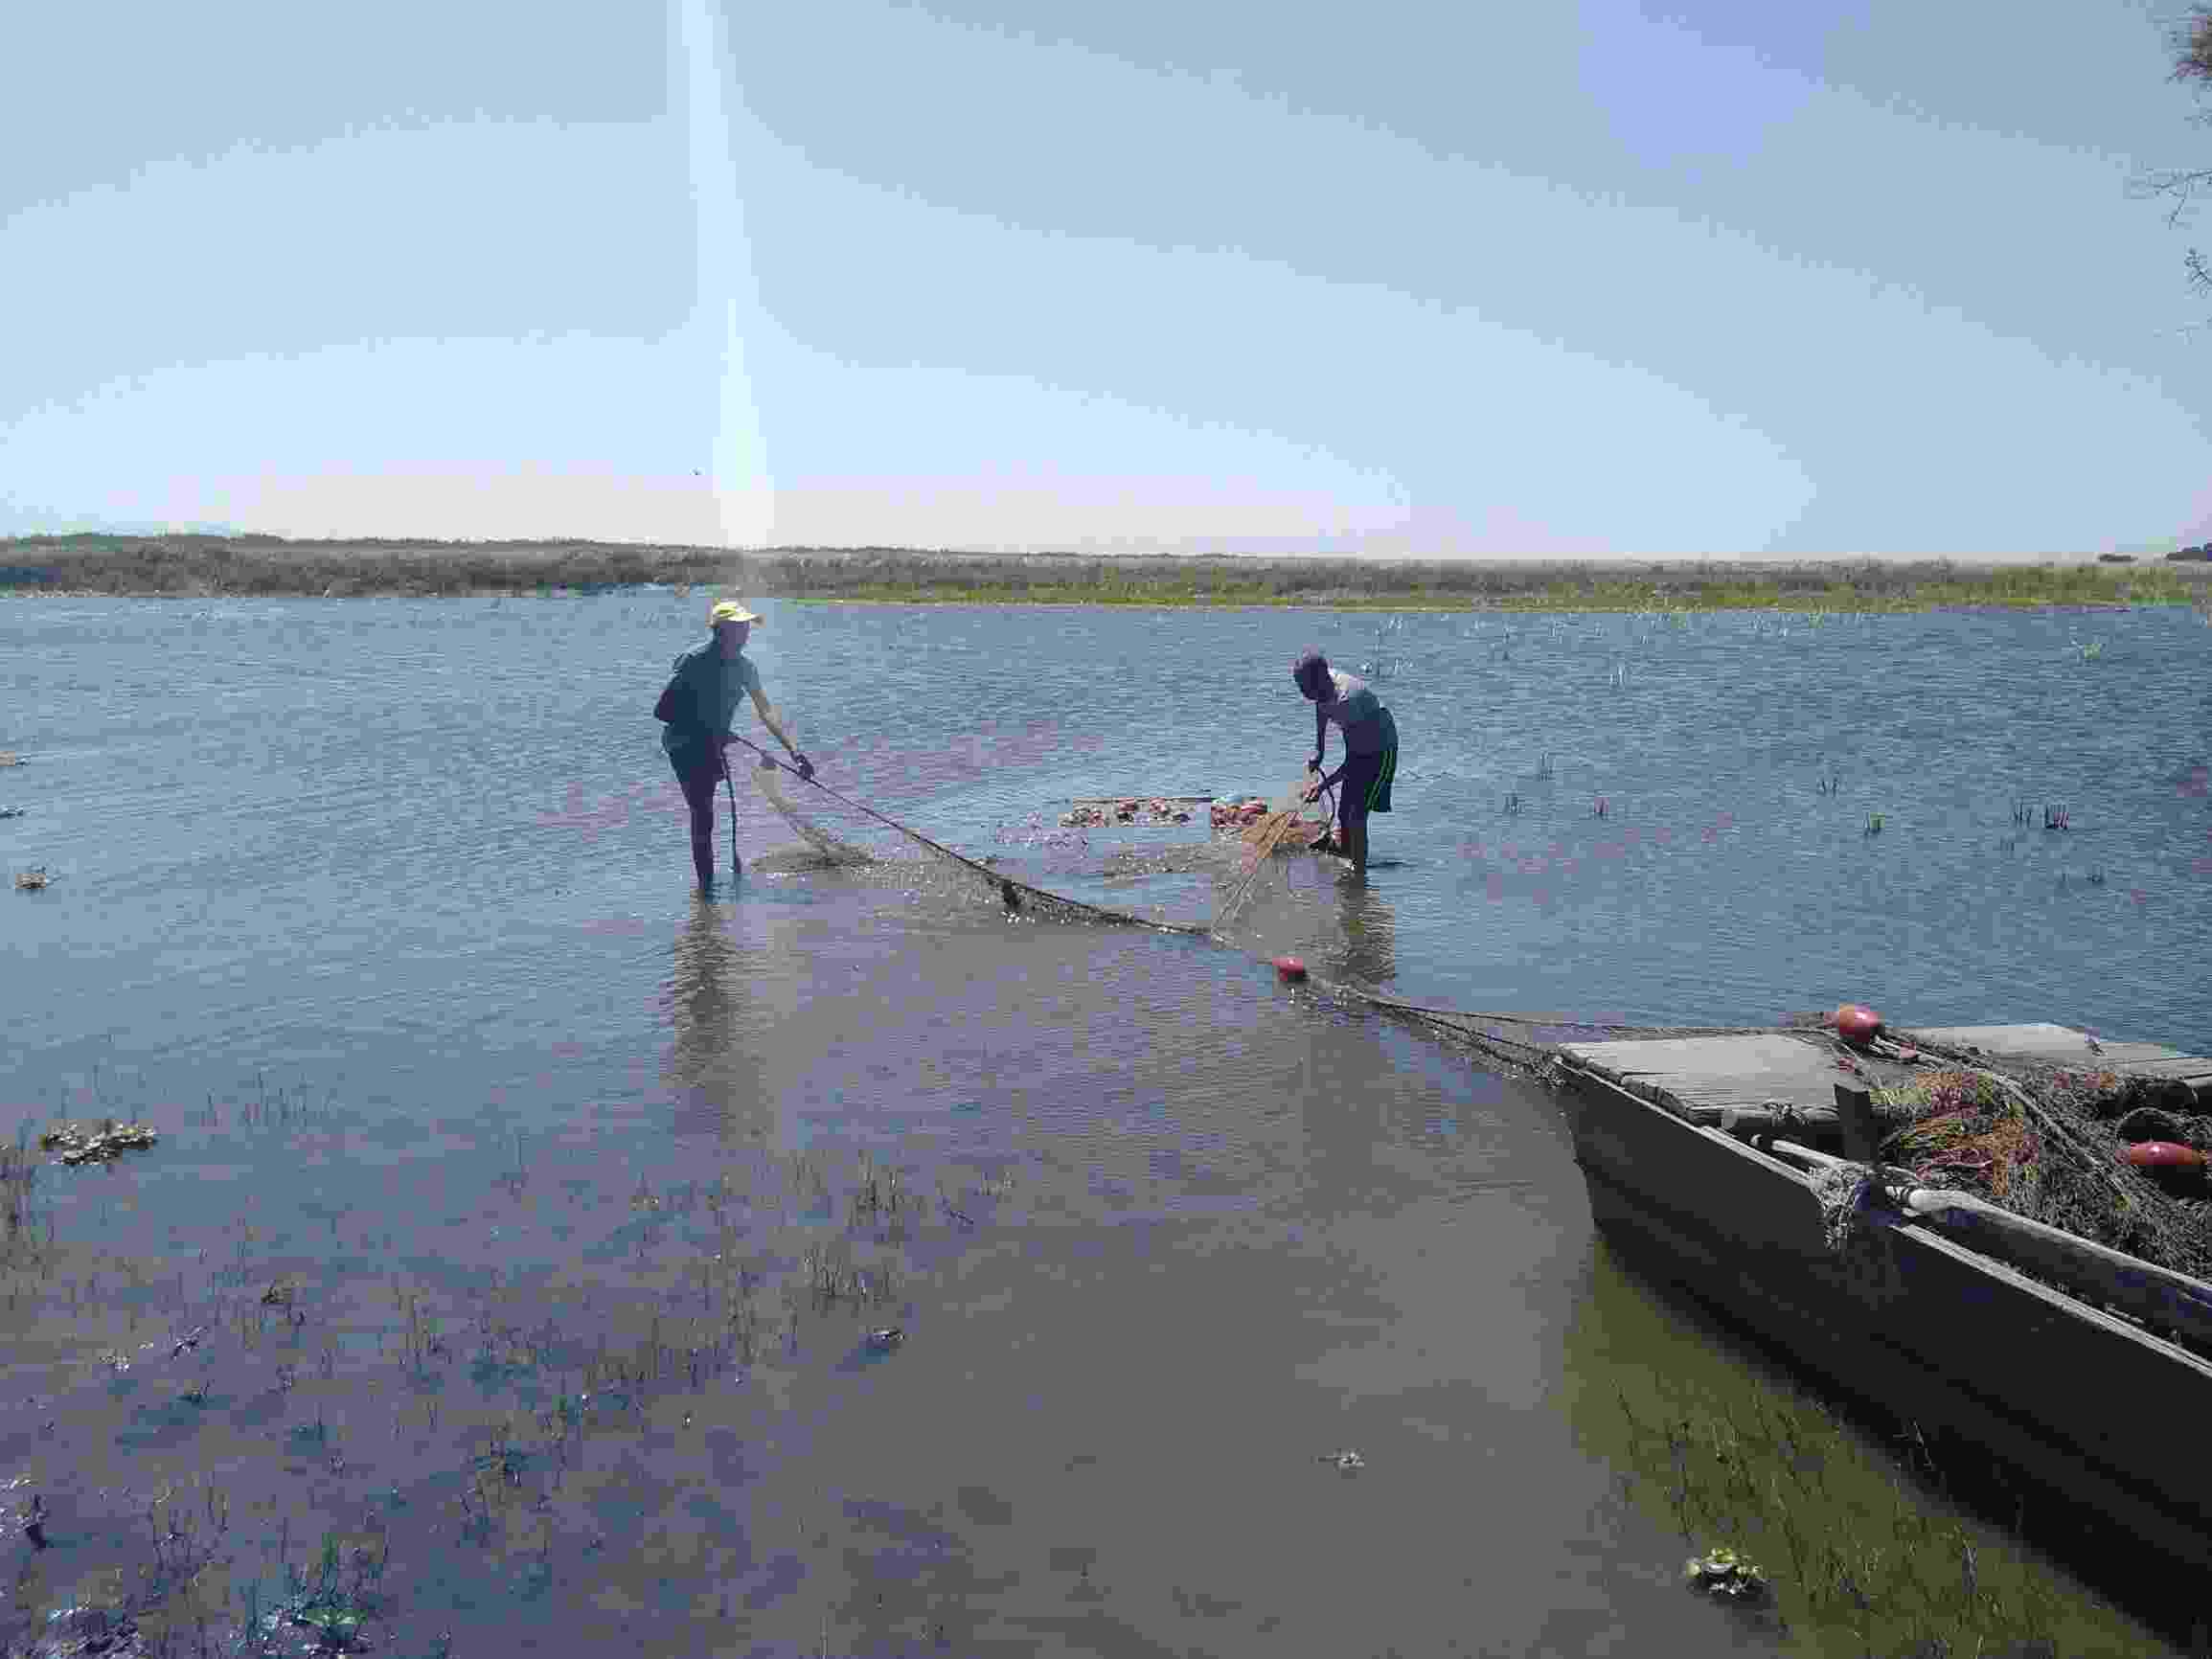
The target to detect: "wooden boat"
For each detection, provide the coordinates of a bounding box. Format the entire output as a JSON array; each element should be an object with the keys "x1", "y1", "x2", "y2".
[{"x1": 1558, "y1": 1022, "x2": 2212, "y2": 1581}]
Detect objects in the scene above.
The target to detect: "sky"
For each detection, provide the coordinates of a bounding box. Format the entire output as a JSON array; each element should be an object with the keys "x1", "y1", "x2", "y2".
[{"x1": 3, "y1": 0, "x2": 2210, "y2": 560}]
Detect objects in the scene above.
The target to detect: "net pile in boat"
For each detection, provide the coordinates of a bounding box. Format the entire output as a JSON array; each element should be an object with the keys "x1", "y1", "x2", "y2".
[{"x1": 1869, "y1": 1048, "x2": 2212, "y2": 1284}]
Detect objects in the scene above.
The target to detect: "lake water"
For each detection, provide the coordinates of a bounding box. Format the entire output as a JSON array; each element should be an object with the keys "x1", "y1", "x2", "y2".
[{"x1": 1, "y1": 591, "x2": 2206, "y2": 1657}]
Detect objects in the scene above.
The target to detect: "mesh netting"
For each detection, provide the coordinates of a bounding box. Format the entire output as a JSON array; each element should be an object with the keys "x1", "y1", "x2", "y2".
[
  {"x1": 1867, "y1": 1042, "x2": 2212, "y2": 1284},
  {"x1": 730, "y1": 747, "x2": 2212, "y2": 1284},
  {"x1": 751, "y1": 763, "x2": 878, "y2": 868}
]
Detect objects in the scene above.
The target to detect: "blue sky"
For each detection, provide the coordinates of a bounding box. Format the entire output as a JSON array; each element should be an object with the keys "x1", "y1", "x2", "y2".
[{"x1": 3, "y1": 0, "x2": 2207, "y2": 558}]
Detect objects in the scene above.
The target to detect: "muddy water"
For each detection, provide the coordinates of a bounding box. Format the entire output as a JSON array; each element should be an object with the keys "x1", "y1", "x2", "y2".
[
  {"x1": 2, "y1": 592, "x2": 2205, "y2": 1655},
  {"x1": 0, "y1": 895, "x2": 2175, "y2": 1657}
]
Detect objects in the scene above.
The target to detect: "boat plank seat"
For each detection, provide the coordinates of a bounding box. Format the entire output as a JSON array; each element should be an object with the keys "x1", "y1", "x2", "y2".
[
  {"x1": 1904, "y1": 1024, "x2": 2212, "y2": 1104},
  {"x1": 1559, "y1": 1033, "x2": 1910, "y2": 1127}
]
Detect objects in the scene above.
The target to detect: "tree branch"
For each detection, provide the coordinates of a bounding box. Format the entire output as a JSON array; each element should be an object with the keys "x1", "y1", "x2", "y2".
[{"x1": 2175, "y1": 5, "x2": 2212, "y2": 80}]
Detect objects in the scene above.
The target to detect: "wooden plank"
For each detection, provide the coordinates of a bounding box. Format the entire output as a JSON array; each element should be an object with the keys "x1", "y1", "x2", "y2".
[
  {"x1": 1719, "y1": 1102, "x2": 1842, "y2": 1144},
  {"x1": 1902, "y1": 1023, "x2": 2212, "y2": 1104},
  {"x1": 1906, "y1": 1023, "x2": 2199, "y2": 1068},
  {"x1": 1568, "y1": 1027, "x2": 2212, "y2": 1129},
  {"x1": 1832, "y1": 1080, "x2": 1881, "y2": 1163},
  {"x1": 1561, "y1": 1033, "x2": 1887, "y2": 1126}
]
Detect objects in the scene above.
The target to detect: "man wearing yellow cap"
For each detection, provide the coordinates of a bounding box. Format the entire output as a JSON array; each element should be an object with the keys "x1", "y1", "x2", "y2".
[{"x1": 656, "y1": 599, "x2": 813, "y2": 889}]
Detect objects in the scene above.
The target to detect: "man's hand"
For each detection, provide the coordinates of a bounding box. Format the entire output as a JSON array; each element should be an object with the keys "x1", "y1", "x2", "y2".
[
  {"x1": 792, "y1": 752, "x2": 816, "y2": 783},
  {"x1": 1302, "y1": 782, "x2": 1322, "y2": 804},
  {"x1": 1306, "y1": 754, "x2": 1322, "y2": 775}
]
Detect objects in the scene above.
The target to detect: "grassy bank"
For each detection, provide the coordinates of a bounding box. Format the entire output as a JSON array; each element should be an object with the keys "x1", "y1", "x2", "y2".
[{"x1": 5, "y1": 534, "x2": 2211, "y2": 612}]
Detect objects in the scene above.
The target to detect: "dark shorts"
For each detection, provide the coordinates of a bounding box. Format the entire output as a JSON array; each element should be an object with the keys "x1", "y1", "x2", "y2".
[
  {"x1": 1337, "y1": 709, "x2": 1397, "y2": 826},
  {"x1": 667, "y1": 739, "x2": 727, "y2": 820}
]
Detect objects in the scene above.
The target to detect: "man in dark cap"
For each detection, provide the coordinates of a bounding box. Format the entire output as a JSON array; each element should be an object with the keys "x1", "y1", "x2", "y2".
[{"x1": 1291, "y1": 648, "x2": 1398, "y2": 875}]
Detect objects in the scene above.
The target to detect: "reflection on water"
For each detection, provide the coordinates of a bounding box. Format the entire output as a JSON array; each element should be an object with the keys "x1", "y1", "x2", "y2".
[
  {"x1": 1333, "y1": 870, "x2": 1399, "y2": 987},
  {"x1": 664, "y1": 896, "x2": 771, "y2": 1144},
  {"x1": 1556, "y1": 1241, "x2": 2168, "y2": 1657}
]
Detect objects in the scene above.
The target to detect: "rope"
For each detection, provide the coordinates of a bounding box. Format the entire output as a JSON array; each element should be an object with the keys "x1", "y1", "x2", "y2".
[{"x1": 1213, "y1": 783, "x2": 1316, "y2": 931}]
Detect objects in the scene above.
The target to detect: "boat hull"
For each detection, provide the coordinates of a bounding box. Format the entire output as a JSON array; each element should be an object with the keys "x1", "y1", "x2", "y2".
[{"x1": 1562, "y1": 1061, "x2": 2212, "y2": 1579}]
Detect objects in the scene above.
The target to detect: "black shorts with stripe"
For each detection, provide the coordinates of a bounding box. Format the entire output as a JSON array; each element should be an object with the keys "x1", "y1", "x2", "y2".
[{"x1": 1336, "y1": 708, "x2": 1398, "y2": 825}]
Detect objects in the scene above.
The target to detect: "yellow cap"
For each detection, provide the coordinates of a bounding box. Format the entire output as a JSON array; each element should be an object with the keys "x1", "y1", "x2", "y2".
[{"x1": 708, "y1": 600, "x2": 763, "y2": 626}]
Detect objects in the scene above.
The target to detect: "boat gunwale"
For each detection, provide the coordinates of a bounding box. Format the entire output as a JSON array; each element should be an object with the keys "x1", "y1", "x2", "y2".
[{"x1": 1559, "y1": 1055, "x2": 2212, "y2": 1374}]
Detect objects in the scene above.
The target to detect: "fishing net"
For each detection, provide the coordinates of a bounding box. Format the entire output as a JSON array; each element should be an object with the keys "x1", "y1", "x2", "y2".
[
  {"x1": 1868, "y1": 1052, "x2": 2212, "y2": 1283},
  {"x1": 751, "y1": 762, "x2": 878, "y2": 868},
  {"x1": 733, "y1": 745, "x2": 2212, "y2": 1288}
]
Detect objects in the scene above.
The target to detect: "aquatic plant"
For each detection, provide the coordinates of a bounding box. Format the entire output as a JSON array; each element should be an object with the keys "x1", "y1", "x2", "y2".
[
  {"x1": 1616, "y1": 1388, "x2": 2082, "y2": 1656},
  {"x1": 37, "y1": 1118, "x2": 157, "y2": 1165},
  {"x1": 1683, "y1": 1542, "x2": 1768, "y2": 1602}
]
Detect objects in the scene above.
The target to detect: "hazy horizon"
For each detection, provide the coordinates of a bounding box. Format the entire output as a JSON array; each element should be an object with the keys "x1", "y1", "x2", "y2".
[
  {"x1": 6, "y1": 1, "x2": 2211, "y2": 559},
  {"x1": 6, "y1": 530, "x2": 2197, "y2": 572}
]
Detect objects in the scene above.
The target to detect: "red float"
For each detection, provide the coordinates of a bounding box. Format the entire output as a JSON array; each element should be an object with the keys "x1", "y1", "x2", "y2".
[
  {"x1": 1832, "y1": 1003, "x2": 1883, "y2": 1044},
  {"x1": 1272, "y1": 955, "x2": 1308, "y2": 981},
  {"x1": 2124, "y1": 1141, "x2": 2207, "y2": 1170}
]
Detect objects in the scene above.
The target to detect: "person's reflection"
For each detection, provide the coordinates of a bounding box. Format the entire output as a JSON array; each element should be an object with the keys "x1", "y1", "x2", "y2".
[
  {"x1": 664, "y1": 896, "x2": 769, "y2": 1142},
  {"x1": 1334, "y1": 871, "x2": 1399, "y2": 988}
]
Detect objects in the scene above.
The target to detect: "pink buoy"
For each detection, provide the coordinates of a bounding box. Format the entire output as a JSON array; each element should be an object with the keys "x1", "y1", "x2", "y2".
[{"x1": 1273, "y1": 955, "x2": 1307, "y2": 981}]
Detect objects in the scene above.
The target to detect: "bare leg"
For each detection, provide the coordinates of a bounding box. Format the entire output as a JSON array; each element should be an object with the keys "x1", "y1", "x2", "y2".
[{"x1": 676, "y1": 752, "x2": 722, "y2": 890}]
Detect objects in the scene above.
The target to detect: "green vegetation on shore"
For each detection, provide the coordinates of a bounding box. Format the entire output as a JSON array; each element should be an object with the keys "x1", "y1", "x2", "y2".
[{"x1": 4, "y1": 534, "x2": 2210, "y2": 612}]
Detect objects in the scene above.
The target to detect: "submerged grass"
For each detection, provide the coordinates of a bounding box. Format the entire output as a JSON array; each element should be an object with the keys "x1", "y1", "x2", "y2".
[
  {"x1": 0, "y1": 1073, "x2": 1038, "y2": 1659},
  {"x1": 1613, "y1": 1383, "x2": 2163, "y2": 1658},
  {"x1": 5, "y1": 535, "x2": 2210, "y2": 612}
]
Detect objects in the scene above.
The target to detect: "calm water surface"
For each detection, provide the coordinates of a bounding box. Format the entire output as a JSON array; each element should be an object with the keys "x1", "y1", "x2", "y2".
[{"x1": 1, "y1": 593, "x2": 2206, "y2": 1657}]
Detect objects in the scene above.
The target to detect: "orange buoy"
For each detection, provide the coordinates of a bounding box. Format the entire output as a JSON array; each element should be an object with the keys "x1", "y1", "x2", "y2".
[
  {"x1": 1273, "y1": 955, "x2": 1307, "y2": 981},
  {"x1": 2124, "y1": 1141, "x2": 2207, "y2": 1170},
  {"x1": 1832, "y1": 1003, "x2": 1883, "y2": 1044}
]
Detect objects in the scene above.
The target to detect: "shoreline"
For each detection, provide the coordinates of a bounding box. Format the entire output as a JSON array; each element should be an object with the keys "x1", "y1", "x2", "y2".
[{"x1": 3, "y1": 534, "x2": 2209, "y2": 612}]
